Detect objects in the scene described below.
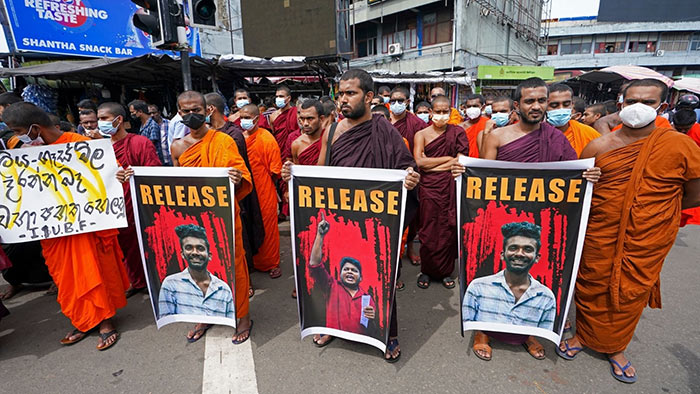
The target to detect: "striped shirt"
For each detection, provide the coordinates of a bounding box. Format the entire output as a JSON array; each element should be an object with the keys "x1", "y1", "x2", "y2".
[
  {"x1": 462, "y1": 270, "x2": 555, "y2": 330},
  {"x1": 157, "y1": 268, "x2": 234, "y2": 319},
  {"x1": 158, "y1": 118, "x2": 172, "y2": 165}
]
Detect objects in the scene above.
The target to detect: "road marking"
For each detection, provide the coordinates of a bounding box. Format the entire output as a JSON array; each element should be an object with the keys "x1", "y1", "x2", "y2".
[{"x1": 202, "y1": 325, "x2": 258, "y2": 394}]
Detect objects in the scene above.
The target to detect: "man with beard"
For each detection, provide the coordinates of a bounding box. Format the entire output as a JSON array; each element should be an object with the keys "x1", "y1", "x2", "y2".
[
  {"x1": 308, "y1": 213, "x2": 377, "y2": 336},
  {"x1": 158, "y1": 225, "x2": 234, "y2": 318},
  {"x1": 463, "y1": 222, "x2": 555, "y2": 329},
  {"x1": 281, "y1": 69, "x2": 419, "y2": 362},
  {"x1": 291, "y1": 99, "x2": 326, "y2": 165}
]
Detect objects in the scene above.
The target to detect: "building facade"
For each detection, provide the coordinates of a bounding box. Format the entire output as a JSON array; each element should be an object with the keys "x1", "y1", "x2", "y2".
[{"x1": 348, "y1": 0, "x2": 544, "y2": 76}]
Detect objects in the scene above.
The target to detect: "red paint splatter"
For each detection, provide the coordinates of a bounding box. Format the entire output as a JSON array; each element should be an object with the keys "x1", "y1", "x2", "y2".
[
  {"x1": 296, "y1": 210, "x2": 394, "y2": 329},
  {"x1": 463, "y1": 201, "x2": 567, "y2": 314},
  {"x1": 144, "y1": 206, "x2": 232, "y2": 283}
]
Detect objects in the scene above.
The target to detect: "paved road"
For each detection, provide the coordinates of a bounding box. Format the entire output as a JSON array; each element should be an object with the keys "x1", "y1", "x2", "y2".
[{"x1": 1, "y1": 225, "x2": 699, "y2": 394}]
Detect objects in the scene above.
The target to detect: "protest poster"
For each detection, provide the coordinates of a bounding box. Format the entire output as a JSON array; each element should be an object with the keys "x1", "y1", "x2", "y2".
[
  {"x1": 0, "y1": 139, "x2": 126, "y2": 243},
  {"x1": 289, "y1": 165, "x2": 407, "y2": 352},
  {"x1": 457, "y1": 157, "x2": 594, "y2": 345},
  {"x1": 130, "y1": 167, "x2": 237, "y2": 329}
]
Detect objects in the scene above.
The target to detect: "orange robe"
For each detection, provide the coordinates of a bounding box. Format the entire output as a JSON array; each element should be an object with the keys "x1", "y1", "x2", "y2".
[
  {"x1": 611, "y1": 116, "x2": 672, "y2": 132},
  {"x1": 562, "y1": 120, "x2": 601, "y2": 157},
  {"x1": 575, "y1": 127, "x2": 700, "y2": 353},
  {"x1": 245, "y1": 127, "x2": 282, "y2": 272},
  {"x1": 681, "y1": 123, "x2": 700, "y2": 226},
  {"x1": 179, "y1": 130, "x2": 253, "y2": 318},
  {"x1": 41, "y1": 132, "x2": 129, "y2": 331},
  {"x1": 448, "y1": 107, "x2": 463, "y2": 125},
  {"x1": 464, "y1": 116, "x2": 488, "y2": 158}
]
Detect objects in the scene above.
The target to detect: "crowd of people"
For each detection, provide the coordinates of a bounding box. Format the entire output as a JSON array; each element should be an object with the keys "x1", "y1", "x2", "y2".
[{"x1": 1, "y1": 68, "x2": 699, "y2": 384}]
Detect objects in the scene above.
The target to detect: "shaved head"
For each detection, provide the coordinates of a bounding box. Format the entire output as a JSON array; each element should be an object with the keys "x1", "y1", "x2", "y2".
[
  {"x1": 240, "y1": 103, "x2": 260, "y2": 116},
  {"x1": 178, "y1": 91, "x2": 206, "y2": 109}
]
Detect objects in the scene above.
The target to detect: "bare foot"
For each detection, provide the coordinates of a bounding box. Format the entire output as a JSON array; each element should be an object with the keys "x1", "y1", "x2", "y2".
[
  {"x1": 609, "y1": 351, "x2": 636, "y2": 379},
  {"x1": 0, "y1": 284, "x2": 24, "y2": 300},
  {"x1": 313, "y1": 334, "x2": 333, "y2": 346}
]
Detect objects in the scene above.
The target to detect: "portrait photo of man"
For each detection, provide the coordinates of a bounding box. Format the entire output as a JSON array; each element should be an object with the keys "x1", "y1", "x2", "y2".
[
  {"x1": 157, "y1": 224, "x2": 234, "y2": 319},
  {"x1": 462, "y1": 221, "x2": 556, "y2": 330},
  {"x1": 308, "y1": 212, "x2": 377, "y2": 336}
]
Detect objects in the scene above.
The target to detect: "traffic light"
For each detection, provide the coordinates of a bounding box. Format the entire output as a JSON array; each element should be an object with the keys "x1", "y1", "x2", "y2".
[
  {"x1": 131, "y1": 0, "x2": 181, "y2": 49},
  {"x1": 187, "y1": 0, "x2": 217, "y2": 28}
]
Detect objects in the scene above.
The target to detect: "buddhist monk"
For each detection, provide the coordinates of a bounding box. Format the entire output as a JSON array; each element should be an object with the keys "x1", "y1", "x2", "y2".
[
  {"x1": 148, "y1": 91, "x2": 254, "y2": 344},
  {"x1": 453, "y1": 77, "x2": 601, "y2": 362},
  {"x1": 4, "y1": 102, "x2": 129, "y2": 350},
  {"x1": 414, "y1": 101, "x2": 432, "y2": 125},
  {"x1": 238, "y1": 104, "x2": 283, "y2": 279},
  {"x1": 476, "y1": 96, "x2": 517, "y2": 156},
  {"x1": 413, "y1": 96, "x2": 469, "y2": 289},
  {"x1": 571, "y1": 96, "x2": 586, "y2": 122},
  {"x1": 558, "y1": 79, "x2": 700, "y2": 384},
  {"x1": 430, "y1": 87, "x2": 463, "y2": 125},
  {"x1": 546, "y1": 84, "x2": 601, "y2": 157},
  {"x1": 97, "y1": 102, "x2": 162, "y2": 298},
  {"x1": 377, "y1": 85, "x2": 391, "y2": 107},
  {"x1": 389, "y1": 86, "x2": 427, "y2": 266},
  {"x1": 205, "y1": 93, "x2": 265, "y2": 297},
  {"x1": 674, "y1": 109, "x2": 700, "y2": 227},
  {"x1": 281, "y1": 69, "x2": 420, "y2": 362},
  {"x1": 581, "y1": 103, "x2": 606, "y2": 127},
  {"x1": 266, "y1": 85, "x2": 299, "y2": 163},
  {"x1": 459, "y1": 94, "x2": 489, "y2": 158},
  {"x1": 229, "y1": 88, "x2": 253, "y2": 125}
]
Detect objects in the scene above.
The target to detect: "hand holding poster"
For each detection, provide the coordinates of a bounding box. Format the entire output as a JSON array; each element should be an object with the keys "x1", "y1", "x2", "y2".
[
  {"x1": 290, "y1": 165, "x2": 407, "y2": 352},
  {"x1": 0, "y1": 139, "x2": 126, "y2": 243},
  {"x1": 130, "y1": 167, "x2": 238, "y2": 329},
  {"x1": 457, "y1": 157, "x2": 594, "y2": 345}
]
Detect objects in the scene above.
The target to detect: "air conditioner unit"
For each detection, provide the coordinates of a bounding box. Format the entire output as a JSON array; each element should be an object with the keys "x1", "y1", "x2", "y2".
[
  {"x1": 388, "y1": 43, "x2": 403, "y2": 56},
  {"x1": 655, "y1": 49, "x2": 665, "y2": 57}
]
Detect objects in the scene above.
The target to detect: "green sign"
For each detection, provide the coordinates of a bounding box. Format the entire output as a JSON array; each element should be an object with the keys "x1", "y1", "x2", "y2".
[{"x1": 477, "y1": 65, "x2": 554, "y2": 81}]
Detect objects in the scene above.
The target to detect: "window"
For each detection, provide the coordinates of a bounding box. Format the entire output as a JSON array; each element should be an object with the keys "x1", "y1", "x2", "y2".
[
  {"x1": 422, "y1": 10, "x2": 452, "y2": 46},
  {"x1": 627, "y1": 32, "x2": 657, "y2": 53},
  {"x1": 547, "y1": 43, "x2": 558, "y2": 55},
  {"x1": 560, "y1": 36, "x2": 591, "y2": 55},
  {"x1": 354, "y1": 24, "x2": 377, "y2": 58},
  {"x1": 594, "y1": 33, "x2": 626, "y2": 53},
  {"x1": 658, "y1": 32, "x2": 690, "y2": 52},
  {"x1": 690, "y1": 32, "x2": 700, "y2": 51}
]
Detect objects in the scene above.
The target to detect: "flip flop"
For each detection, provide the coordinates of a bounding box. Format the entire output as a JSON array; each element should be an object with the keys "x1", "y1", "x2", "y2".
[
  {"x1": 96, "y1": 330, "x2": 119, "y2": 351},
  {"x1": 555, "y1": 339, "x2": 583, "y2": 360},
  {"x1": 60, "y1": 328, "x2": 93, "y2": 346},
  {"x1": 385, "y1": 338, "x2": 401, "y2": 363},
  {"x1": 417, "y1": 273, "x2": 430, "y2": 289},
  {"x1": 187, "y1": 324, "x2": 212, "y2": 343},
  {"x1": 522, "y1": 337, "x2": 546, "y2": 360},
  {"x1": 442, "y1": 277, "x2": 456, "y2": 289},
  {"x1": 312, "y1": 335, "x2": 334, "y2": 348},
  {"x1": 609, "y1": 358, "x2": 637, "y2": 384},
  {"x1": 269, "y1": 268, "x2": 282, "y2": 279},
  {"x1": 232, "y1": 320, "x2": 254, "y2": 345}
]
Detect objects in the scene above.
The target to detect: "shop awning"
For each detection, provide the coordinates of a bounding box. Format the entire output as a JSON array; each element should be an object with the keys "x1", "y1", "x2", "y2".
[
  {"x1": 577, "y1": 65, "x2": 674, "y2": 87},
  {"x1": 367, "y1": 70, "x2": 472, "y2": 85}
]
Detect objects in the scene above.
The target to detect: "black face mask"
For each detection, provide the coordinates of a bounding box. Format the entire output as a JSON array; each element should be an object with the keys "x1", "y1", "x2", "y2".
[{"x1": 182, "y1": 113, "x2": 206, "y2": 130}]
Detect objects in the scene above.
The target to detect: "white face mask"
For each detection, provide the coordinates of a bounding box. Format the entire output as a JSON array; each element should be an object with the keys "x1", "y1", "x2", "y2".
[
  {"x1": 466, "y1": 107, "x2": 481, "y2": 120},
  {"x1": 619, "y1": 103, "x2": 659, "y2": 129}
]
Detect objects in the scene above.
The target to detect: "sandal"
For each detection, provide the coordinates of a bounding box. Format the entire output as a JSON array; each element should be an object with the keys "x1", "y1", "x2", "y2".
[
  {"x1": 385, "y1": 338, "x2": 401, "y2": 363},
  {"x1": 555, "y1": 338, "x2": 583, "y2": 360},
  {"x1": 232, "y1": 320, "x2": 254, "y2": 345},
  {"x1": 312, "y1": 334, "x2": 334, "y2": 348},
  {"x1": 408, "y1": 254, "x2": 421, "y2": 266},
  {"x1": 60, "y1": 328, "x2": 92, "y2": 346},
  {"x1": 609, "y1": 358, "x2": 637, "y2": 384},
  {"x1": 96, "y1": 330, "x2": 119, "y2": 351},
  {"x1": 442, "y1": 277, "x2": 456, "y2": 289},
  {"x1": 269, "y1": 267, "x2": 282, "y2": 279},
  {"x1": 472, "y1": 331, "x2": 492, "y2": 361},
  {"x1": 396, "y1": 280, "x2": 405, "y2": 291},
  {"x1": 187, "y1": 324, "x2": 213, "y2": 343},
  {"x1": 417, "y1": 273, "x2": 430, "y2": 289},
  {"x1": 522, "y1": 336, "x2": 546, "y2": 360}
]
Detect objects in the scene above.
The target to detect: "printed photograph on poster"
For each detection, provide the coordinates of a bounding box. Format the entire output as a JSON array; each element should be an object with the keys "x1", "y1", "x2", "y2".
[
  {"x1": 457, "y1": 157, "x2": 594, "y2": 345},
  {"x1": 129, "y1": 167, "x2": 237, "y2": 329},
  {"x1": 289, "y1": 165, "x2": 407, "y2": 353},
  {"x1": 0, "y1": 138, "x2": 127, "y2": 243}
]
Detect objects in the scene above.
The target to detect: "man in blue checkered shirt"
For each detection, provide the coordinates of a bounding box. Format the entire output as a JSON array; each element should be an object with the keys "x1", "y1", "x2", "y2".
[
  {"x1": 158, "y1": 224, "x2": 234, "y2": 323},
  {"x1": 463, "y1": 221, "x2": 556, "y2": 332},
  {"x1": 147, "y1": 104, "x2": 172, "y2": 165},
  {"x1": 129, "y1": 99, "x2": 164, "y2": 163}
]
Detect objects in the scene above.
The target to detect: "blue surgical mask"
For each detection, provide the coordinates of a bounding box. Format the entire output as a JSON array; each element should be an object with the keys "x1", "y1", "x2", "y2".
[
  {"x1": 240, "y1": 118, "x2": 255, "y2": 130},
  {"x1": 236, "y1": 99, "x2": 250, "y2": 109},
  {"x1": 205, "y1": 115, "x2": 211, "y2": 124},
  {"x1": 547, "y1": 108, "x2": 572, "y2": 127},
  {"x1": 275, "y1": 97, "x2": 286, "y2": 108},
  {"x1": 491, "y1": 112, "x2": 510, "y2": 127},
  {"x1": 390, "y1": 102, "x2": 406, "y2": 115},
  {"x1": 484, "y1": 105, "x2": 493, "y2": 116},
  {"x1": 417, "y1": 113, "x2": 430, "y2": 123},
  {"x1": 382, "y1": 96, "x2": 390, "y2": 104},
  {"x1": 97, "y1": 117, "x2": 121, "y2": 136}
]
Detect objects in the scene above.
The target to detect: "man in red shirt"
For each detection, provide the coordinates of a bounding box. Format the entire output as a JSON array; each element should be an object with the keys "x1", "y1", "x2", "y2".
[{"x1": 309, "y1": 213, "x2": 376, "y2": 336}]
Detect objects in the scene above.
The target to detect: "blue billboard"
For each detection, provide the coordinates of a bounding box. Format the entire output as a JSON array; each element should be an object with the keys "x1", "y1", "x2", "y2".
[{"x1": 3, "y1": 0, "x2": 201, "y2": 58}]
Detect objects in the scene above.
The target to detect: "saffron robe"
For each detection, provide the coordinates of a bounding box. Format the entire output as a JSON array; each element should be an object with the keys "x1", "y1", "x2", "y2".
[
  {"x1": 575, "y1": 127, "x2": 700, "y2": 353},
  {"x1": 114, "y1": 133, "x2": 162, "y2": 289},
  {"x1": 418, "y1": 125, "x2": 469, "y2": 278},
  {"x1": 393, "y1": 112, "x2": 427, "y2": 153},
  {"x1": 562, "y1": 120, "x2": 601, "y2": 157},
  {"x1": 496, "y1": 122, "x2": 577, "y2": 162},
  {"x1": 41, "y1": 132, "x2": 129, "y2": 331},
  {"x1": 178, "y1": 130, "x2": 253, "y2": 318},
  {"x1": 610, "y1": 116, "x2": 672, "y2": 132},
  {"x1": 465, "y1": 116, "x2": 489, "y2": 158},
  {"x1": 448, "y1": 107, "x2": 464, "y2": 125},
  {"x1": 245, "y1": 128, "x2": 283, "y2": 272},
  {"x1": 681, "y1": 123, "x2": 700, "y2": 226}
]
